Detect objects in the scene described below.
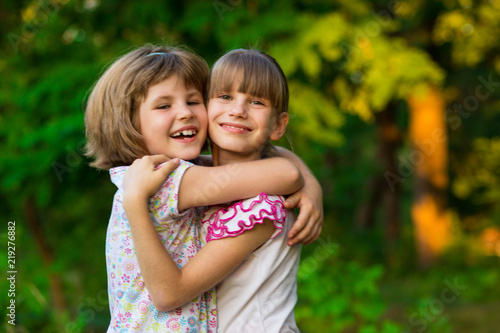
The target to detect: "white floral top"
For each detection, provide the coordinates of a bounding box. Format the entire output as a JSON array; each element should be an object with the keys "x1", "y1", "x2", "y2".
[{"x1": 106, "y1": 160, "x2": 217, "y2": 332}]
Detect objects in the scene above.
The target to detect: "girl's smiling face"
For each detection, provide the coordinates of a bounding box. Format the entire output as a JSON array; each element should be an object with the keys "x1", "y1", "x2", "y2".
[
  {"x1": 139, "y1": 75, "x2": 207, "y2": 160},
  {"x1": 207, "y1": 73, "x2": 288, "y2": 163}
]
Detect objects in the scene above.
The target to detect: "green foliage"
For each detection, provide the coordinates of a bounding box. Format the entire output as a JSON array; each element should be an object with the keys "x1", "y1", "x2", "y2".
[
  {"x1": 433, "y1": 0, "x2": 500, "y2": 68},
  {"x1": 453, "y1": 138, "x2": 500, "y2": 208},
  {"x1": 288, "y1": 81, "x2": 345, "y2": 148},
  {"x1": 1, "y1": 0, "x2": 500, "y2": 332},
  {"x1": 295, "y1": 235, "x2": 401, "y2": 332}
]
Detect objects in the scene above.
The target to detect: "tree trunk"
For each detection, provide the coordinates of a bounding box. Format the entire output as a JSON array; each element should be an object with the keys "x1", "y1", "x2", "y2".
[
  {"x1": 407, "y1": 85, "x2": 452, "y2": 269},
  {"x1": 24, "y1": 196, "x2": 67, "y2": 314},
  {"x1": 356, "y1": 105, "x2": 402, "y2": 243}
]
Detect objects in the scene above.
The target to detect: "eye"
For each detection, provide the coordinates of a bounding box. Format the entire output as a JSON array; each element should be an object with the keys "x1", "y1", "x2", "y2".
[
  {"x1": 219, "y1": 94, "x2": 231, "y2": 101},
  {"x1": 187, "y1": 100, "x2": 201, "y2": 106},
  {"x1": 250, "y1": 100, "x2": 265, "y2": 106},
  {"x1": 156, "y1": 104, "x2": 171, "y2": 110}
]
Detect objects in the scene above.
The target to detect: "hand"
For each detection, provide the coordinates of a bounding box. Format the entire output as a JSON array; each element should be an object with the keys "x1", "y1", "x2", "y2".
[
  {"x1": 123, "y1": 155, "x2": 180, "y2": 210},
  {"x1": 284, "y1": 183, "x2": 323, "y2": 246}
]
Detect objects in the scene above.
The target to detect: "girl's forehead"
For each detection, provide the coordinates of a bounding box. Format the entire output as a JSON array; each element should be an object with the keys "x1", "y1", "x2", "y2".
[
  {"x1": 209, "y1": 61, "x2": 282, "y2": 108},
  {"x1": 143, "y1": 75, "x2": 203, "y2": 102},
  {"x1": 226, "y1": 73, "x2": 244, "y2": 91},
  {"x1": 214, "y1": 67, "x2": 243, "y2": 85},
  {"x1": 211, "y1": 68, "x2": 256, "y2": 93}
]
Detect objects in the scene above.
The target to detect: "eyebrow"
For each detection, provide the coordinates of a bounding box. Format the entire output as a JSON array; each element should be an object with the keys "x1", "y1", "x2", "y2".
[
  {"x1": 150, "y1": 96, "x2": 173, "y2": 105},
  {"x1": 150, "y1": 91, "x2": 203, "y2": 104},
  {"x1": 186, "y1": 90, "x2": 203, "y2": 98}
]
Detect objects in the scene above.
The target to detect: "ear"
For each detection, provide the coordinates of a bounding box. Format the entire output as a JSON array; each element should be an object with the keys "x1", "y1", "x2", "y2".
[{"x1": 270, "y1": 112, "x2": 289, "y2": 141}]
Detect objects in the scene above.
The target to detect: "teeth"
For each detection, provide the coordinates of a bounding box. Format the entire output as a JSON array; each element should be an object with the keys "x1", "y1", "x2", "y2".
[
  {"x1": 171, "y1": 129, "x2": 197, "y2": 137},
  {"x1": 225, "y1": 125, "x2": 246, "y2": 130}
]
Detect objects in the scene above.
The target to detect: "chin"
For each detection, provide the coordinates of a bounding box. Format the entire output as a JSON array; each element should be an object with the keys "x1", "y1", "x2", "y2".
[
  {"x1": 222, "y1": 144, "x2": 252, "y2": 154},
  {"x1": 177, "y1": 150, "x2": 201, "y2": 161}
]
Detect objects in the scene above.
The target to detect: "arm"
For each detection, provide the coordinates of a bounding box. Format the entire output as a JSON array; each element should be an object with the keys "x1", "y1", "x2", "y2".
[
  {"x1": 123, "y1": 179, "x2": 276, "y2": 311},
  {"x1": 122, "y1": 155, "x2": 294, "y2": 311},
  {"x1": 276, "y1": 146, "x2": 324, "y2": 246},
  {"x1": 177, "y1": 156, "x2": 304, "y2": 211}
]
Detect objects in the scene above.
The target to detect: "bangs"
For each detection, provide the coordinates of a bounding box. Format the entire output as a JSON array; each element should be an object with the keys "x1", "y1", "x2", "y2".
[
  {"x1": 209, "y1": 50, "x2": 288, "y2": 113},
  {"x1": 137, "y1": 50, "x2": 208, "y2": 100}
]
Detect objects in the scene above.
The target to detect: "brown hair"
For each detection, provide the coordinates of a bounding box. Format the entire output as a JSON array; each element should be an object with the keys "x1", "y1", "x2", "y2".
[
  {"x1": 84, "y1": 44, "x2": 209, "y2": 170},
  {"x1": 208, "y1": 49, "x2": 289, "y2": 116}
]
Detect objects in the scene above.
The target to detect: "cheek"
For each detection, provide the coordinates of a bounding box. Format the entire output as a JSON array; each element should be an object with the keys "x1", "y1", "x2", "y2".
[
  {"x1": 138, "y1": 110, "x2": 148, "y2": 136},
  {"x1": 140, "y1": 112, "x2": 158, "y2": 136},
  {"x1": 196, "y1": 110, "x2": 208, "y2": 129},
  {"x1": 200, "y1": 109, "x2": 208, "y2": 123},
  {"x1": 206, "y1": 107, "x2": 214, "y2": 121},
  {"x1": 141, "y1": 113, "x2": 174, "y2": 140},
  {"x1": 258, "y1": 113, "x2": 273, "y2": 128},
  {"x1": 207, "y1": 100, "x2": 223, "y2": 118}
]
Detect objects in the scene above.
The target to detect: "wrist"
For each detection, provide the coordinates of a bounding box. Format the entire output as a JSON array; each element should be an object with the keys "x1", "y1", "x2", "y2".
[{"x1": 123, "y1": 193, "x2": 149, "y2": 217}]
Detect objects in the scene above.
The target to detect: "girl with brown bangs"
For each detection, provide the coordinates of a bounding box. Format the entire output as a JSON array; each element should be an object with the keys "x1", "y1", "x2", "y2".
[
  {"x1": 85, "y1": 45, "x2": 322, "y2": 332},
  {"x1": 123, "y1": 49, "x2": 318, "y2": 332}
]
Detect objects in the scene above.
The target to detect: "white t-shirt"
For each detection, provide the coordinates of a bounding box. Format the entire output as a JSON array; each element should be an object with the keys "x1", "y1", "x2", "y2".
[{"x1": 202, "y1": 193, "x2": 301, "y2": 333}]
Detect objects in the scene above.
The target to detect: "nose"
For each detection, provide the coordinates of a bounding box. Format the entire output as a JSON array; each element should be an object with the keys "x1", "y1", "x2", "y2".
[
  {"x1": 177, "y1": 103, "x2": 195, "y2": 120},
  {"x1": 229, "y1": 101, "x2": 247, "y2": 118}
]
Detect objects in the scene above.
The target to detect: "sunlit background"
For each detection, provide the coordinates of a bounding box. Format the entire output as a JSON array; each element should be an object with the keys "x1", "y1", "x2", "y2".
[{"x1": 1, "y1": 0, "x2": 500, "y2": 332}]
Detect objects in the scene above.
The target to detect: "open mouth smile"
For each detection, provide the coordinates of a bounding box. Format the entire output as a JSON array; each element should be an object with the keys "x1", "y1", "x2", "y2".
[{"x1": 170, "y1": 128, "x2": 198, "y2": 141}]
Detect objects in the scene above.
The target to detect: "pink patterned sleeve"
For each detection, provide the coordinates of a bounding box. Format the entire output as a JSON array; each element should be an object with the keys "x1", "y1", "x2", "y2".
[
  {"x1": 109, "y1": 160, "x2": 194, "y2": 220},
  {"x1": 148, "y1": 160, "x2": 194, "y2": 219},
  {"x1": 202, "y1": 193, "x2": 287, "y2": 242}
]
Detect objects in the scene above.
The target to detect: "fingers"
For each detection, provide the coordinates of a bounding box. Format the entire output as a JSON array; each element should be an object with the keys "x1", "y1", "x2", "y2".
[
  {"x1": 143, "y1": 154, "x2": 171, "y2": 167},
  {"x1": 303, "y1": 220, "x2": 322, "y2": 245},
  {"x1": 288, "y1": 216, "x2": 314, "y2": 245},
  {"x1": 284, "y1": 192, "x2": 301, "y2": 210},
  {"x1": 306, "y1": 211, "x2": 324, "y2": 245},
  {"x1": 129, "y1": 155, "x2": 176, "y2": 178},
  {"x1": 124, "y1": 156, "x2": 180, "y2": 200},
  {"x1": 292, "y1": 220, "x2": 320, "y2": 245},
  {"x1": 287, "y1": 214, "x2": 307, "y2": 246},
  {"x1": 149, "y1": 158, "x2": 180, "y2": 188},
  {"x1": 287, "y1": 205, "x2": 316, "y2": 245},
  {"x1": 157, "y1": 158, "x2": 180, "y2": 177},
  {"x1": 287, "y1": 209, "x2": 323, "y2": 246}
]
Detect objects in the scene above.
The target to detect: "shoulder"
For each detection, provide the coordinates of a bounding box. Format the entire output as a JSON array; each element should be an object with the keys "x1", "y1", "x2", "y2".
[
  {"x1": 108, "y1": 159, "x2": 193, "y2": 190},
  {"x1": 162, "y1": 159, "x2": 194, "y2": 181},
  {"x1": 109, "y1": 165, "x2": 129, "y2": 189},
  {"x1": 149, "y1": 159, "x2": 196, "y2": 219}
]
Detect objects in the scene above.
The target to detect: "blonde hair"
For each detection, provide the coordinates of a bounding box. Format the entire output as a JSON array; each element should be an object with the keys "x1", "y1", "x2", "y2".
[
  {"x1": 208, "y1": 49, "x2": 289, "y2": 116},
  {"x1": 84, "y1": 44, "x2": 208, "y2": 170}
]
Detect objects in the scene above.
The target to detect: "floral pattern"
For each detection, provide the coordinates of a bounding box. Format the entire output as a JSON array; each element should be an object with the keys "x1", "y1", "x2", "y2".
[{"x1": 106, "y1": 160, "x2": 216, "y2": 332}]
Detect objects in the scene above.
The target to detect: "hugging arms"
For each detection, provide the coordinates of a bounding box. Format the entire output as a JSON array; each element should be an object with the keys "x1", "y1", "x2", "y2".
[{"x1": 122, "y1": 147, "x2": 323, "y2": 311}]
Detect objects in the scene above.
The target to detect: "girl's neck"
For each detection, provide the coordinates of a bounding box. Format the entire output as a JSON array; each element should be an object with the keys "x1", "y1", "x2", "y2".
[{"x1": 211, "y1": 144, "x2": 263, "y2": 166}]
